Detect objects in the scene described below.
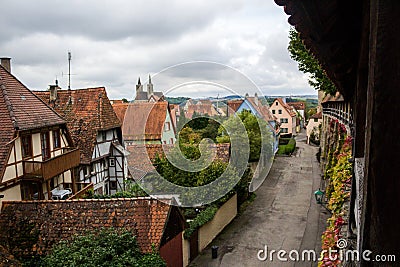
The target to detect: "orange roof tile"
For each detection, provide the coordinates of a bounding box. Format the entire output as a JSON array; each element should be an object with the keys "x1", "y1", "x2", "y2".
[
  {"x1": 123, "y1": 102, "x2": 170, "y2": 141},
  {"x1": 275, "y1": 98, "x2": 297, "y2": 117},
  {"x1": 111, "y1": 102, "x2": 129, "y2": 124},
  {"x1": 0, "y1": 198, "x2": 180, "y2": 255},
  {"x1": 34, "y1": 88, "x2": 121, "y2": 164},
  {"x1": 245, "y1": 97, "x2": 276, "y2": 122},
  {"x1": 321, "y1": 91, "x2": 344, "y2": 103},
  {"x1": 310, "y1": 111, "x2": 322, "y2": 119},
  {"x1": 227, "y1": 100, "x2": 244, "y2": 116},
  {"x1": 0, "y1": 65, "x2": 66, "y2": 177},
  {"x1": 288, "y1": 101, "x2": 306, "y2": 111},
  {"x1": 185, "y1": 103, "x2": 218, "y2": 119}
]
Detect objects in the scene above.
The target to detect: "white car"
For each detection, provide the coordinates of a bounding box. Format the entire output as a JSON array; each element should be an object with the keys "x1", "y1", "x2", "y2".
[{"x1": 51, "y1": 188, "x2": 73, "y2": 200}]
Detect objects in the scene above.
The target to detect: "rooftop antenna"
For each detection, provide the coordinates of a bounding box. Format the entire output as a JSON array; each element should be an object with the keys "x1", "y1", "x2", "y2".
[{"x1": 68, "y1": 51, "x2": 71, "y2": 90}]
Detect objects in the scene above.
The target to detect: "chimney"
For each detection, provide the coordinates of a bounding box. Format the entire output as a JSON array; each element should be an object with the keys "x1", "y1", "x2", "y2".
[
  {"x1": 49, "y1": 79, "x2": 60, "y2": 101},
  {"x1": 1, "y1": 57, "x2": 11, "y2": 73},
  {"x1": 254, "y1": 92, "x2": 258, "y2": 106}
]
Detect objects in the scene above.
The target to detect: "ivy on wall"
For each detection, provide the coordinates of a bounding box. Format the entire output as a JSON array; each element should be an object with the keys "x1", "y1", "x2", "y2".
[{"x1": 319, "y1": 119, "x2": 352, "y2": 267}]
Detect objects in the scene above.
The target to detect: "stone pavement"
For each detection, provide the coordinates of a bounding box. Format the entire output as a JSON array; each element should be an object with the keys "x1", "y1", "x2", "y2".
[{"x1": 189, "y1": 131, "x2": 330, "y2": 267}]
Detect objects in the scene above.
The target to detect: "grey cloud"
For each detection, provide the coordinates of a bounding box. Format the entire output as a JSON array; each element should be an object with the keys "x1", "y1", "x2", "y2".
[{"x1": 0, "y1": 0, "x2": 244, "y2": 43}]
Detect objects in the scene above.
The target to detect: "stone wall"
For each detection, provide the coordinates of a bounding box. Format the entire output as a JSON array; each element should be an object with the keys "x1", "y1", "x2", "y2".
[
  {"x1": 198, "y1": 194, "x2": 237, "y2": 251},
  {"x1": 0, "y1": 198, "x2": 171, "y2": 258}
]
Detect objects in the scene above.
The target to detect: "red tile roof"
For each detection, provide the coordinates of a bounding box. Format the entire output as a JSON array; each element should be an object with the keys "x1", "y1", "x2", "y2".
[
  {"x1": 185, "y1": 102, "x2": 218, "y2": 119},
  {"x1": 288, "y1": 101, "x2": 306, "y2": 111},
  {"x1": 122, "y1": 101, "x2": 170, "y2": 141},
  {"x1": 0, "y1": 198, "x2": 180, "y2": 255},
  {"x1": 275, "y1": 98, "x2": 297, "y2": 117},
  {"x1": 0, "y1": 65, "x2": 66, "y2": 177},
  {"x1": 227, "y1": 100, "x2": 244, "y2": 116},
  {"x1": 321, "y1": 92, "x2": 344, "y2": 103},
  {"x1": 111, "y1": 102, "x2": 129, "y2": 124},
  {"x1": 34, "y1": 88, "x2": 121, "y2": 164},
  {"x1": 310, "y1": 111, "x2": 322, "y2": 119},
  {"x1": 126, "y1": 144, "x2": 231, "y2": 180},
  {"x1": 246, "y1": 97, "x2": 276, "y2": 122}
]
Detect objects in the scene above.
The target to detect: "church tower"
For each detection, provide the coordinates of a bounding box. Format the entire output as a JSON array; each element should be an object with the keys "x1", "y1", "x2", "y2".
[{"x1": 147, "y1": 74, "x2": 154, "y2": 96}]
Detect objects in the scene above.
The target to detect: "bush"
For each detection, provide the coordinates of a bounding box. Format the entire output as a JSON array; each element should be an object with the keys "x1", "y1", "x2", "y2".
[
  {"x1": 184, "y1": 205, "x2": 218, "y2": 239},
  {"x1": 43, "y1": 228, "x2": 165, "y2": 267},
  {"x1": 285, "y1": 138, "x2": 296, "y2": 154},
  {"x1": 277, "y1": 138, "x2": 296, "y2": 155}
]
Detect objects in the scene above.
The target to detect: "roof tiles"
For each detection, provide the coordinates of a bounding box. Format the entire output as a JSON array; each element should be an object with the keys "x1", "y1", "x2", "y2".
[
  {"x1": 34, "y1": 88, "x2": 121, "y2": 164},
  {"x1": 0, "y1": 65, "x2": 66, "y2": 176}
]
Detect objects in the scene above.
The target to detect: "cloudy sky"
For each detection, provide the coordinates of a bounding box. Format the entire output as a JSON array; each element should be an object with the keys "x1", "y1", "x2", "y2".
[{"x1": 0, "y1": 0, "x2": 315, "y2": 99}]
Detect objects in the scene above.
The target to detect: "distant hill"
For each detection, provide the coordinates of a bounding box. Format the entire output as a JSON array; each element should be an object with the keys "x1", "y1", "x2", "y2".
[{"x1": 165, "y1": 96, "x2": 190, "y2": 105}]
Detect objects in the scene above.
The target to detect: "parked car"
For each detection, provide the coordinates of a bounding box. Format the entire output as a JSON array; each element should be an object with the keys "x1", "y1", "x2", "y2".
[{"x1": 51, "y1": 188, "x2": 73, "y2": 200}]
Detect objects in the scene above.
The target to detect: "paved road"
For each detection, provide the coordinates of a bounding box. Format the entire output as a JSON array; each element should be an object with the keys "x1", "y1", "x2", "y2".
[{"x1": 190, "y1": 131, "x2": 329, "y2": 267}]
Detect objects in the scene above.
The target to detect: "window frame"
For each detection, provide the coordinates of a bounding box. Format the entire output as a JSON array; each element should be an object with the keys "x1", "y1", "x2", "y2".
[
  {"x1": 109, "y1": 157, "x2": 115, "y2": 167},
  {"x1": 21, "y1": 135, "x2": 33, "y2": 159},
  {"x1": 164, "y1": 122, "x2": 171, "y2": 132},
  {"x1": 41, "y1": 132, "x2": 51, "y2": 161},
  {"x1": 53, "y1": 129, "x2": 61, "y2": 149}
]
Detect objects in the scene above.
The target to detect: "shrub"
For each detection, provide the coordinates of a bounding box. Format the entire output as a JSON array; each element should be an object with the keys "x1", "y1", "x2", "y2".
[
  {"x1": 285, "y1": 138, "x2": 296, "y2": 154},
  {"x1": 43, "y1": 228, "x2": 165, "y2": 267},
  {"x1": 184, "y1": 205, "x2": 218, "y2": 239}
]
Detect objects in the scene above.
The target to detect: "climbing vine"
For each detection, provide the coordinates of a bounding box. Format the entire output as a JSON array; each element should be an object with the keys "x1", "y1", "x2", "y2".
[{"x1": 319, "y1": 119, "x2": 352, "y2": 267}]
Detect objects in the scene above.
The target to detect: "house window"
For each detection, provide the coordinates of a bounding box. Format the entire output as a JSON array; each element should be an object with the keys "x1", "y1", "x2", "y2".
[
  {"x1": 41, "y1": 132, "x2": 51, "y2": 160},
  {"x1": 164, "y1": 122, "x2": 171, "y2": 131},
  {"x1": 275, "y1": 102, "x2": 278, "y2": 105},
  {"x1": 278, "y1": 110, "x2": 282, "y2": 114},
  {"x1": 281, "y1": 128, "x2": 288, "y2": 133},
  {"x1": 102, "y1": 131, "x2": 107, "y2": 142},
  {"x1": 272, "y1": 110, "x2": 275, "y2": 114},
  {"x1": 280, "y1": 118, "x2": 288, "y2": 123},
  {"x1": 170, "y1": 138, "x2": 174, "y2": 144},
  {"x1": 53, "y1": 129, "x2": 61, "y2": 149},
  {"x1": 314, "y1": 118, "x2": 319, "y2": 122},
  {"x1": 110, "y1": 181, "x2": 117, "y2": 190},
  {"x1": 109, "y1": 157, "x2": 115, "y2": 167},
  {"x1": 21, "y1": 135, "x2": 33, "y2": 158}
]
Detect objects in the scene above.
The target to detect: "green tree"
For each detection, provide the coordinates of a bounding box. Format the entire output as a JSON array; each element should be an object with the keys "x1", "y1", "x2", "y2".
[
  {"x1": 217, "y1": 110, "x2": 271, "y2": 162},
  {"x1": 177, "y1": 109, "x2": 188, "y2": 131},
  {"x1": 288, "y1": 28, "x2": 337, "y2": 95},
  {"x1": 43, "y1": 228, "x2": 165, "y2": 267},
  {"x1": 178, "y1": 127, "x2": 202, "y2": 145}
]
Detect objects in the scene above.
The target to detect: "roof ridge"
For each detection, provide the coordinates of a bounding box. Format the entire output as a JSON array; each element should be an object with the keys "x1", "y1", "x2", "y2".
[{"x1": 0, "y1": 77, "x2": 18, "y2": 130}]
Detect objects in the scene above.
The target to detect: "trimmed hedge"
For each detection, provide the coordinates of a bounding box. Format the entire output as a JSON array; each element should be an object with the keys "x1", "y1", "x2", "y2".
[
  {"x1": 277, "y1": 138, "x2": 296, "y2": 155},
  {"x1": 285, "y1": 138, "x2": 296, "y2": 154}
]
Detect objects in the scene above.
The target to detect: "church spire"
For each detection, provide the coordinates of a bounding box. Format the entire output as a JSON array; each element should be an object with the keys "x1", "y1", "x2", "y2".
[
  {"x1": 147, "y1": 74, "x2": 154, "y2": 96},
  {"x1": 136, "y1": 76, "x2": 143, "y2": 93}
]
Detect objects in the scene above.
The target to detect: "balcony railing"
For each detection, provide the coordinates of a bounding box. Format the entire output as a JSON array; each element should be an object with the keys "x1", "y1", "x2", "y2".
[
  {"x1": 23, "y1": 147, "x2": 80, "y2": 181},
  {"x1": 323, "y1": 107, "x2": 353, "y2": 126}
]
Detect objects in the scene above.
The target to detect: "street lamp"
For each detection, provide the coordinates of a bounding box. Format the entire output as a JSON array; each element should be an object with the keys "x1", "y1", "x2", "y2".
[
  {"x1": 314, "y1": 189, "x2": 332, "y2": 214},
  {"x1": 314, "y1": 189, "x2": 324, "y2": 204}
]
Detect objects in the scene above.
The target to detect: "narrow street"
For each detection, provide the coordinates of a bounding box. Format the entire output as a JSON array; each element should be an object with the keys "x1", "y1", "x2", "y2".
[{"x1": 190, "y1": 131, "x2": 329, "y2": 267}]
